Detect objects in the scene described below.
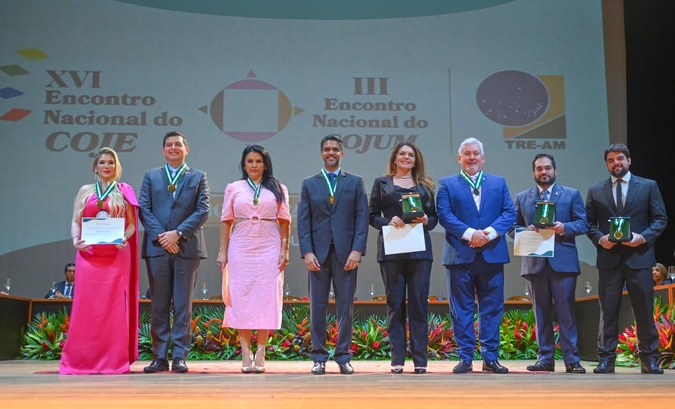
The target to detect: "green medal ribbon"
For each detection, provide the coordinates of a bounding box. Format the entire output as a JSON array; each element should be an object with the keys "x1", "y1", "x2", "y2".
[
  {"x1": 246, "y1": 177, "x2": 262, "y2": 205},
  {"x1": 95, "y1": 180, "x2": 117, "y2": 209},
  {"x1": 320, "y1": 168, "x2": 337, "y2": 204},
  {"x1": 460, "y1": 170, "x2": 483, "y2": 195},
  {"x1": 612, "y1": 217, "x2": 625, "y2": 239},
  {"x1": 407, "y1": 195, "x2": 420, "y2": 212},
  {"x1": 164, "y1": 163, "x2": 187, "y2": 192}
]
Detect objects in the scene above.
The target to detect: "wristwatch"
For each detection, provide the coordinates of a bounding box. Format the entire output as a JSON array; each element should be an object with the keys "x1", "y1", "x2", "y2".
[{"x1": 177, "y1": 230, "x2": 184, "y2": 240}]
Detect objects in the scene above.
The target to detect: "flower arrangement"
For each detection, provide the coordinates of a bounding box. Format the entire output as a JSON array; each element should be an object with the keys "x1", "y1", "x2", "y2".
[
  {"x1": 617, "y1": 298, "x2": 675, "y2": 369},
  {"x1": 20, "y1": 306, "x2": 562, "y2": 362},
  {"x1": 20, "y1": 309, "x2": 69, "y2": 360}
]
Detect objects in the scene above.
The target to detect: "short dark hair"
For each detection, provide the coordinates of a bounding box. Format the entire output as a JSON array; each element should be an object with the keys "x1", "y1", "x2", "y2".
[
  {"x1": 64, "y1": 263, "x2": 75, "y2": 272},
  {"x1": 320, "y1": 134, "x2": 343, "y2": 152},
  {"x1": 532, "y1": 153, "x2": 556, "y2": 170},
  {"x1": 604, "y1": 143, "x2": 630, "y2": 161},
  {"x1": 163, "y1": 131, "x2": 187, "y2": 147}
]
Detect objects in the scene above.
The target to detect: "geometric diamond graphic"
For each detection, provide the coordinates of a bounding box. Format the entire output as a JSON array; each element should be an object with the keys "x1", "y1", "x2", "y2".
[
  {"x1": 19, "y1": 48, "x2": 49, "y2": 60},
  {"x1": 0, "y1": 108, "x2": 32, "y2": 121},
  {"x1": 0, "y1": 87, "x2": 24, "y2": 99},
  {"x1": 0, "y1": 65, "x2": 30, "y2": 76}
]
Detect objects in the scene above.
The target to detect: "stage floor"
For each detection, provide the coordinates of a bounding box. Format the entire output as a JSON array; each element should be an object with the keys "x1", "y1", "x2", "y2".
[{"x1": 0, "y1": 360, "x2": 671, "y2": 408}]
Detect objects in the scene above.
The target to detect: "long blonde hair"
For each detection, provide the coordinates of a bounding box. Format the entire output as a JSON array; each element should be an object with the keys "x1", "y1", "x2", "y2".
[
  {"x1": 387, "y1": 142, "x2": 435, "y2": 195},
  {"x1": 78, "y1": 147, "x2": 126, "y2": 217}
]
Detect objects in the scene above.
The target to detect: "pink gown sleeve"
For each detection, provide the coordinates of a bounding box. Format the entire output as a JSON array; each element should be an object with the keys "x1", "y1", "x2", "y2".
[{"x1": 278, "y1": 184, "x2": 291, "y2": 222}]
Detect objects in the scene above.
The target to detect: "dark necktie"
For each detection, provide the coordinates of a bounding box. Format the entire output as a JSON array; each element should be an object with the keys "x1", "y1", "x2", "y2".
[
  {"x1": 329, "y1": 172, "x2": 336, "y2": 184},
  {"x1": 65, "y1": 284, "x2": 72, "y2": 298},
  {"x1": 541, "y1": 189, "x2": 550, "y2": 201},
  {"x1": 615, "y1": 179, "x2": 623, "y2": 215}
]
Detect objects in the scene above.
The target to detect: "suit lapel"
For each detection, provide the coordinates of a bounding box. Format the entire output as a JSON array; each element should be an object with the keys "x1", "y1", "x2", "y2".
[
  {"x1": 172, "y1": 166, "x2": 191, "y2": 201},
  {"x1": 602, "y1": 178, "x2": 618, "y2": 214},
  {"x1": 332, "y1": 171, "x2": 347, "y2": 208},
  {"x1": 625, "y1": 176, "x2": 640, "y2": 209},
  {"x1": 477, "y1": 174, "x2": 489, "y2": 213}
]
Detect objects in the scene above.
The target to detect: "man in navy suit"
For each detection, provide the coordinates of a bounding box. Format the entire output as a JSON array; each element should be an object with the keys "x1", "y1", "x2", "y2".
[
  {"x1": 437, "y1": 137, "x2": 516, "y2": 374},
  {"x1": 45, "y1": 263, "x2": 76, "y2": 299},
  {"x1": 297, "y1": 134, "x2": 369, "y2": 375},
  {"x1": 513, "y1": 153, "x2": 588, "y2": 373},
  {"x1": 586, "y1": 144, "x2": 667, "y2": 374},
  {"x1": 139, "y1": 131, "x2": 210, "y2": 374}
]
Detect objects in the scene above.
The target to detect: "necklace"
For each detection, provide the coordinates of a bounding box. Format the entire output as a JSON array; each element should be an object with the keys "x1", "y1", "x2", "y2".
[{"x1": 395, "y1": 174, "x2": 413, "y2": 179}]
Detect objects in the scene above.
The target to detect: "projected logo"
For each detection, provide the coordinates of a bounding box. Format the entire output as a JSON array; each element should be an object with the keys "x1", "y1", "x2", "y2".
[
  {"x1": 0, "y1": 48, "x2": 48, "y2": 121},
  {"x1": 476, "y1": 70, "x2": 566, "y2": 148},
  {"x1": 199, "y1": 71, "x2": 303, "y2": 142}
]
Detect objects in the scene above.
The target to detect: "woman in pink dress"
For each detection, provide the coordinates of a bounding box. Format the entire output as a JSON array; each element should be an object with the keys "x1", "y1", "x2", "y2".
[
  {"x1": 59, "y1": 147, "x2": 139, "y2": 374},
  {"x1": 217, "y1": 145, "x2": 291, "y2": 374}
]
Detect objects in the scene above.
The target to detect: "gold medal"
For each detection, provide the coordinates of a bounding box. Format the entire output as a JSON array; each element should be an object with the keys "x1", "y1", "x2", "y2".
[
  {"x1": 329, "y1": 195, "x2": 334, "y2": 205},
  {"x1": 539, "y1": 216, "x2": 549, "y2": 225},
  {"x1": 168, "y1": 184, "x2": 176, "y2": 192},
  {"x1": 613, "y1": 230, "x2": 623, "y2": 239},
  {"x1": 97, "y1": 200, "x2": 104, "y2": 209},
  {"x1": 253, "y1": 198, "x2": 260, "y2": 205}
]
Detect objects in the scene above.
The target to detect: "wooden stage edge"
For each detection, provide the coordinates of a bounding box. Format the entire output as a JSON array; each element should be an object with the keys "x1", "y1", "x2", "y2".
[{"x1": 0, "y1": 360, "x2": 673, "y2": 409}]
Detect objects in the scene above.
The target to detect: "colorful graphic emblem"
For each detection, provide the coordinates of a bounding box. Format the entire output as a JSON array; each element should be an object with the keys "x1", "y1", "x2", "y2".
[
  {"x1": 476, "y1": 70, "x2": 566, "y2": 140},
  {"x1": 0, "y1": 48, "x2": 48, "y2": 121},
  {"x1": 199, "y1": 71, "x2": 303, "y2": 142}
]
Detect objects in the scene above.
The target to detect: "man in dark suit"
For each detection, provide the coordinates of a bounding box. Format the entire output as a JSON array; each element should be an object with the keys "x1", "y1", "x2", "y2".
[
  {"x1": 297, "y1": 134, "x2": 369, "y2": 375},
  {"x1": 437, "y1": 137, "x2": 516, "y2": 374},
  {"x1": 513, "y1": 153, "x2": 588, "y2": 374},
  {"x1": 45, "y1": 263, "x2": 76, "y2": 299},
  {"x1": 139, "y1": 131, "x2": 210, "y2": 374},
  {"x1": 586, "y1": 143, "x2": 667, "y2": 374}
]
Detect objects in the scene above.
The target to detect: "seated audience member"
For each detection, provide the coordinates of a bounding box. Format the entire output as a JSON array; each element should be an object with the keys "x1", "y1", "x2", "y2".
[
  {"x1": 652, "y1": 263, "x2": 672, "y2": 286},
  {"x1": 45, "y1": 263, "x2": 76, "y2": 299}
]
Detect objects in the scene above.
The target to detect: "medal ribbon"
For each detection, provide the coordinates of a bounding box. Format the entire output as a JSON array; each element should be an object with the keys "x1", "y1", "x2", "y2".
[
  {"x1": 460, "y1": 170, "x2": 483, "y2": 193},
  {"x1": 164, "y1": 163, "x2": 187, "y2": 188},
  {"x1": 407, "y1": 195, "x2": 419, "y2": 210},
  {"x1": 613, "y1": 218, "x2": 624, "y2": 234},
  {"x1": 246, "y1": 177, "x2": 262, "y2": 203},
  {"x1": 320, "y1": 168, "x2": 337, "y2": 198},
  {"x1": 95, "y1": 180, "x2": 117, "y2": 204}
]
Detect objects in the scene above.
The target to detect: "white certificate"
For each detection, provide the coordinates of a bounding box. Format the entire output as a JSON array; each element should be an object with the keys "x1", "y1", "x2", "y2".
[
  {"x1": 513, "y1": 227, "x2": 555, "y2": 257},
  {"x1": 81, "y1": 217, "x2": 125, "y2": 244},
  {"x1": 383, "y1": 223, "x2": 426, "y2": 255}
]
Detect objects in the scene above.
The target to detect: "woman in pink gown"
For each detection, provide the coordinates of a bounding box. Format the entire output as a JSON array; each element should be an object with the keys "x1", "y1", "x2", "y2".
[
  {"x1": 59, "y1": 147, "x2": 139, "y2": 374},
  {"x1": 217, "y1": 145, "x2": 291, "y2": 374}
]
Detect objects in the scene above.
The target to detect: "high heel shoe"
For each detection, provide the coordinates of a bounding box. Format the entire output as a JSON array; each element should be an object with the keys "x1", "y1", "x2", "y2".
[
  {"x1": 241, "y1": 352, "x2": 253, "y2": 373},
  {"x1": 254, "y1": 347, "x2": 266, "y2": 373}
]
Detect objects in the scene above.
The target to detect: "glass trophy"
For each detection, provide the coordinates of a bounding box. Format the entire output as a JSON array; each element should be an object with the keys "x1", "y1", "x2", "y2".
[
  {"x1": 608, "y1": 216, "x2": 631, "y2": 242},
  {"x1": 401, "y1": 193, "x2": 423, "y2": 223},
  {"x1": 533, "y1": 201, "x2": 555, "y2": 228}
]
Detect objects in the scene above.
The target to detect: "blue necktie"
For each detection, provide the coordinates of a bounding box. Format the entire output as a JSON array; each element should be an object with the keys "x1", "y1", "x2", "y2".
[
  {"x1": 541, "y1": 189, "x2": 549, "y2": 201},
  {"x1": 329, "y1": 173, "x2": 336, "y2": 184}
]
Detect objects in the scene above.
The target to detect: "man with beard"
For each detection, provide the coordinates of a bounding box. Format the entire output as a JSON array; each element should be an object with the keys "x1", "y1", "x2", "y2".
[
  {"x1": 436, "y1": 137, "x2": 516, "y2": 374},
  {"x1": 297, "y1": 134, "x2": 369, "y2": 375},
  {"x1": 586, "y1": 144, "x2": 667, "y2": 374},
  {"x1": 513, "y1": 153, "x2": 588, "y2": 373}
]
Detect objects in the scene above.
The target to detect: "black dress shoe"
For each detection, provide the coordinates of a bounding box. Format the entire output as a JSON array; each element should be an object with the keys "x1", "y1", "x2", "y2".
[
  {"x1": 143, "y1": 357, "x2": 169, "y2": 373},
  {"x1": 390, "y1": 367, "x2": 404, "y2": 374},
  {"x1": 482, "y1": 360, "x2": 509, "y2": 374},
  {"x1": 565, "y1": 362, "x2": 586, "y2": 374},
  {"x1": 171, "y1": 357, "x2": 189, "y2": 373},
  {"x1": 311, "y1": 362, "x2": 326, "y2": 375},
  {"x1": 338, "y1": 362, "x2": 354, "y2": 375},
  {"x1": 414, "y1": 368, "x2": 427, "y2": 374},
  {"x1": 453, "y1": 360, "x2": 473, "y2": 373},
  {"x1": 527, "y1": 361, "x2": 555, "y2": 372},
  {"x1": 593, "y1": 358, "x2": 615, "y2": 374},
  {"x1": 641, "y1": 360, "x2": 664, "y2": 374}
]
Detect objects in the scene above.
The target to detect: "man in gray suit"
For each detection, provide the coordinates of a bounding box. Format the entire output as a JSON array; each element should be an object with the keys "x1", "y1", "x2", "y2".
[
  {"x1": 297, "y1": 134, "x2": 369, "y2": 375},
  {"x1": 586, "y1": 144, "x2": 667, "y2": 374},
  {"x1": 139, "y1": 131, "x2": 210, "y2": 373},
  {"x1": 513, "y1": 153, "x2": 588, "y2": 374}
]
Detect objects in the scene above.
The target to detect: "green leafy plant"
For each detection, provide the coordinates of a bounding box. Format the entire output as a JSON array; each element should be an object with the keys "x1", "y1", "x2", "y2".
[
  {"x1": 618, "y1": 298, "x2": 675, "y2": 369},
  {"x1": 20, "y1": 309, "x2": 69, "y2": 360}
]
